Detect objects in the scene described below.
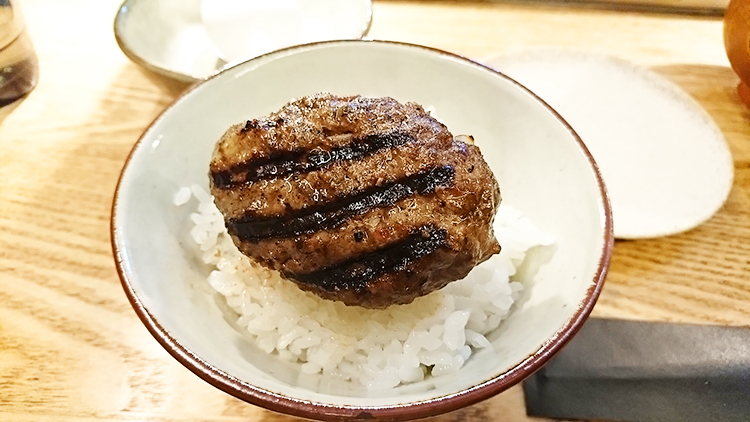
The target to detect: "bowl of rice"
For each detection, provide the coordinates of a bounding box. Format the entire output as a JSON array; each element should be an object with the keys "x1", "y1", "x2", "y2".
[{"x1": 111, "y1": 40, "x2": 613, "y2": 420}]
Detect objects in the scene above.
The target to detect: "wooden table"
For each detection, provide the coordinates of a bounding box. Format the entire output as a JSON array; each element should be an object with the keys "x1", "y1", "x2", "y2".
[{"x1": 1, "y1": 0, "x2": 748, "y2": 420}]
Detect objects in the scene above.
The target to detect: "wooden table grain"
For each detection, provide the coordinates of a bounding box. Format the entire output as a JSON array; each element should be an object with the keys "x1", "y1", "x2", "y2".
[{"x1": 1, "y1": 0, "x2": 748, "y2": 421}]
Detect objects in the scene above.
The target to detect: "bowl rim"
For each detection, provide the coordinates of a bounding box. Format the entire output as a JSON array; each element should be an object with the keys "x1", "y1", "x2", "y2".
[
  {"x1": 112, "y1": 0, "x2": 374, "y2": 83},
  {"x1": 111, "y1": 39, "x2": 614, "y2": 421}
]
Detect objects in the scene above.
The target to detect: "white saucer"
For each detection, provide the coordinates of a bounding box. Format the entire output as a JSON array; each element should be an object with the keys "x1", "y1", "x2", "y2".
[
  {"x1": 486, "y1": 48, "x2": 734, "y2": 239},
  {"x1": 201, "y1": 0, "x2": 372, "y2": 65},
  {"x1": 114, "y1": 0, "x2": 372, "y2": 82}
]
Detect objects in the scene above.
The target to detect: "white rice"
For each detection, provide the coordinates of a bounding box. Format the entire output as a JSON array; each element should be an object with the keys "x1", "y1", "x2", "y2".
[{"x1": 177, "y1": 185, "x2": 554, "y2": 390}]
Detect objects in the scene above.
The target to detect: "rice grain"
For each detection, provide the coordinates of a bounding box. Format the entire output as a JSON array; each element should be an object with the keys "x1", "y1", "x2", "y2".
[{"x1": 177, "y1": 186, "x2": 553, "y2": 389}]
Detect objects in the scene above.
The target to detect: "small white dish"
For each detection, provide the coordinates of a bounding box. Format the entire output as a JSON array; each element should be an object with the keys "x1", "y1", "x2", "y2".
[
  {"x1": 486, "y1": 48, "x2": 734, "y2": 239},
  {"x1": 114, "y1": 0, "x2": 372, "y2": 82},
  {"x1": 201, "y1": 0, "x2": 372, "y2": 65},
  {"x1": 111, "y1": 40, "x2": 613, "y2": 420}
]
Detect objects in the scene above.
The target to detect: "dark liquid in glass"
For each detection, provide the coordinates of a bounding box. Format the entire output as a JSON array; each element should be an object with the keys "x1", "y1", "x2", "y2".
[{"x1": 0, "y1": 13, "x2": 38, "y2": 108}]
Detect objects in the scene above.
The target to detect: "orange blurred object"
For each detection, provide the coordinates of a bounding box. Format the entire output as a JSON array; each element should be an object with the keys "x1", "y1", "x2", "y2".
[{"x1": 725, "y1": 0, "x2": 750, "y2": 106}]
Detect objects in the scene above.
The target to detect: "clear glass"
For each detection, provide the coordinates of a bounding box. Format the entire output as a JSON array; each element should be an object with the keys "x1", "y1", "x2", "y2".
[{"x1": 0, "y1": 0, "x2": 38, "y2": 108}]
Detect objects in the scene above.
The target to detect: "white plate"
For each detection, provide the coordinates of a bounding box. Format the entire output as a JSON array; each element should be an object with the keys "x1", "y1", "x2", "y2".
[
  {"x1": 112, "y1": 40, "x2": 612, "y2": 420},
  {"x1": 487, "y1": 48, "x2": 734, "y2": 239},
  {"x1": 201, "y1": 0, "x2": 372, "y2": 65},
  {"x1": 114, "y1": 0, "x2": 372, "y2": 82}
]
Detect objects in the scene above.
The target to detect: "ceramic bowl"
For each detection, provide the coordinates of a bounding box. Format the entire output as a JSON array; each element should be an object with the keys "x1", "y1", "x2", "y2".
[
  {"x1": 111, "y1": 40, "x2": 613, "y2": 420},
  {"x1": 113, "y1": 0, "x2": 372, "y2": 83}
]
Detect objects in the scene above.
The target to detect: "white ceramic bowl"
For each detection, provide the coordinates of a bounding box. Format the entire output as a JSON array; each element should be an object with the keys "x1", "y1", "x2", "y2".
[
  {"x1": 113, "y1": 0, "x2": 372, "y2": 83},
  {"x1": 112, "y1": 40, "x2": 613, "y2": 420}
]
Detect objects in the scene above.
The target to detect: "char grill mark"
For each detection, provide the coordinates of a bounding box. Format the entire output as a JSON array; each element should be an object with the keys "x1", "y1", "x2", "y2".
[
  {"x1": 211, "y1": 131, "x2": 414, "y2": 189},
  {"x1": 287, "y1": 225, "x2": 448, "y2": 292},
  {"x1": 226, "y1": 165, "x2": 455, "y2": 241},
  {"x1": 209, "y1": 94, "x2": 502, "y2": 308}
]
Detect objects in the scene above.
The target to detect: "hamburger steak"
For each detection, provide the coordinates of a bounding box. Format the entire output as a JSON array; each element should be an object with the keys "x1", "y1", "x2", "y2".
[{"x1": 209, "y1": 93, "x2": 501, "y2": 308}]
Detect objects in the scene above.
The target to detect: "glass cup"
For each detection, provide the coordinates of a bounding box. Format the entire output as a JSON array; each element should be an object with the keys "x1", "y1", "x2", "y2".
[{"x1": 0, "y1": 0, "x2": 38, "y2": 108}]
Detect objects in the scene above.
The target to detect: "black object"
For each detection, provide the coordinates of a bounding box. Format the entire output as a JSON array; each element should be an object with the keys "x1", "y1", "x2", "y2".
[{"x1": 524, "y1": 318, "x2": 750, "y2": 422}]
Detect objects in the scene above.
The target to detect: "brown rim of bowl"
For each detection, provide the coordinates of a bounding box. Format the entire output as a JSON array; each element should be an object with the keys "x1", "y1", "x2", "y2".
[
  {"x1": 110, "y1": 39, "x2": 614, "y2": 422},
  {"x1": 112, "y1": 0, "x2": 374, "y2": 84}
]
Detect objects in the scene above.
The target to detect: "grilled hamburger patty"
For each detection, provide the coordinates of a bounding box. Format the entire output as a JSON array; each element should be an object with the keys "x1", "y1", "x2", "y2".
[{"x1": 209, "y1": 93, "x2": 501, "y2": 308}]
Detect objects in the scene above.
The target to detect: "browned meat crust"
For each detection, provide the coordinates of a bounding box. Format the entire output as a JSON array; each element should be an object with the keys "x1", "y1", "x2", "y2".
[{"x1": 209, "y1": 93, "x2": 501, "y2": 308}]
